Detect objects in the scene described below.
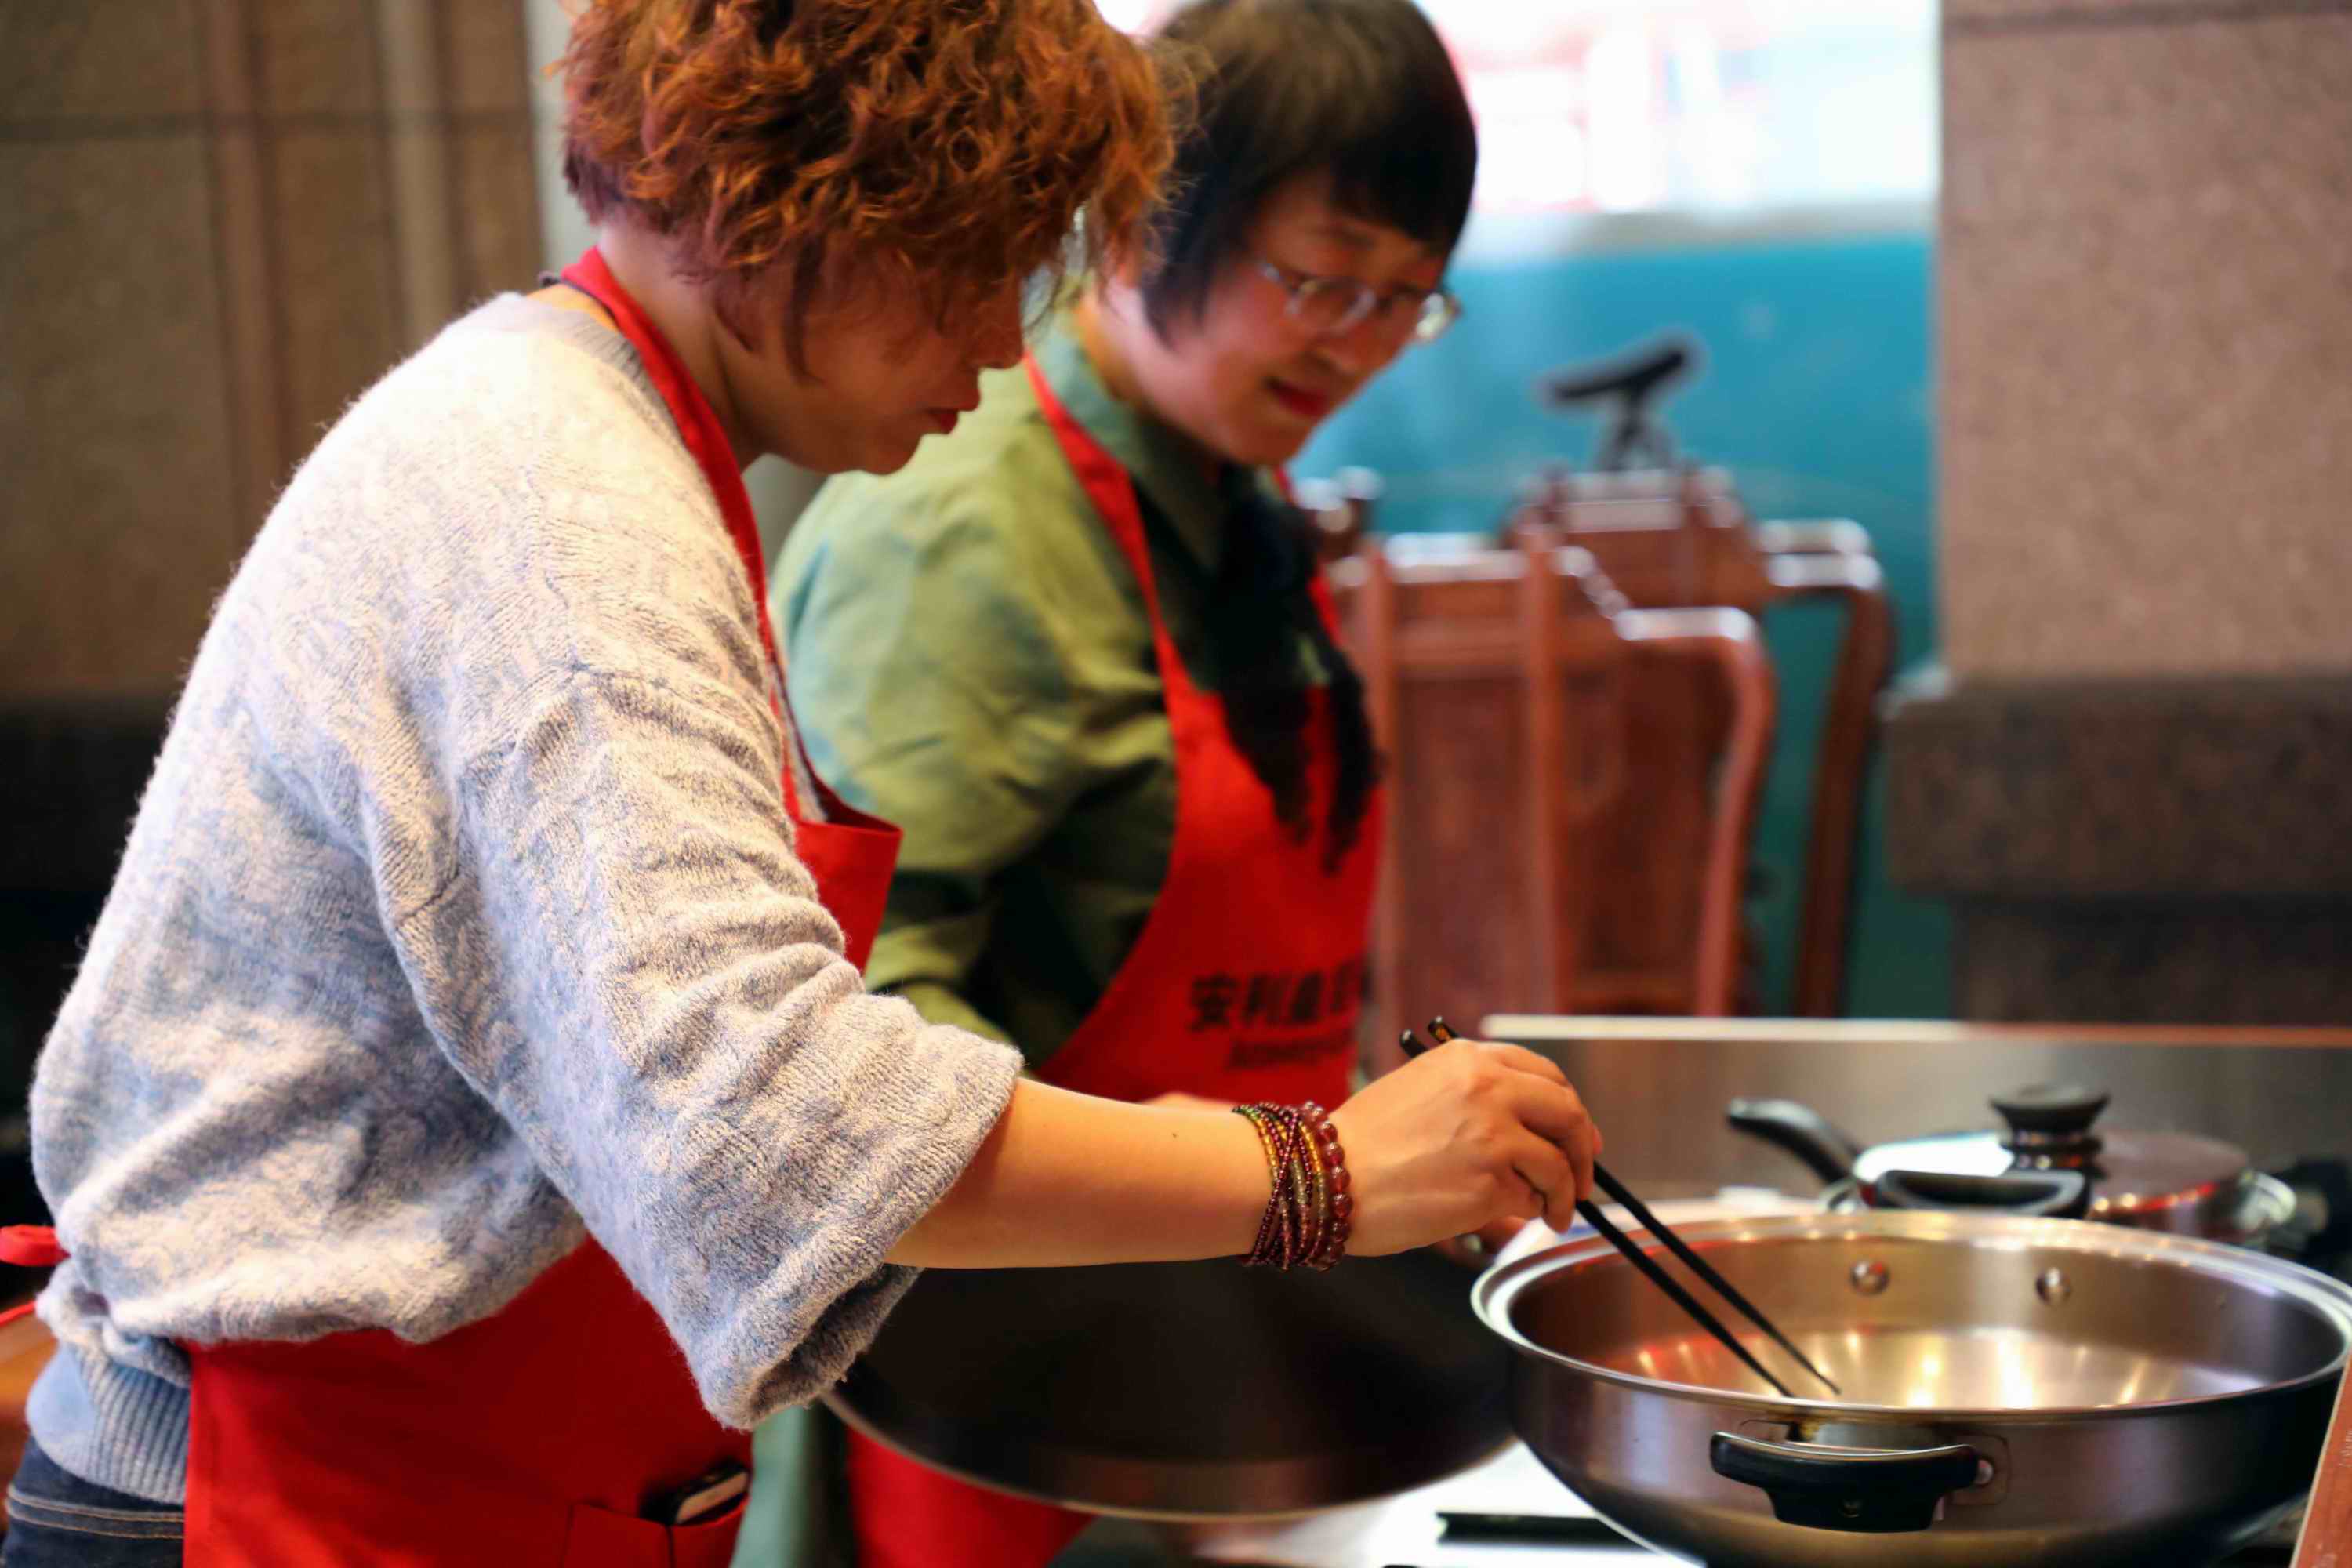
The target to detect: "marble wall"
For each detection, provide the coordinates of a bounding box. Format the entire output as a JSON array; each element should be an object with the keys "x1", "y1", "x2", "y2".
[
  {"x1": 0, "y1": 0, "x2": 541, "y2": 699},
  {"x1": 1896, "y1": 0, "x2": 2352, "y2": 1022},
  {"x1": 0, "y1": 1, "x2": 545, "y2": 1145},
  {"x1": 1939, "y1": 0, "x2": 2352, "y2": 681}
]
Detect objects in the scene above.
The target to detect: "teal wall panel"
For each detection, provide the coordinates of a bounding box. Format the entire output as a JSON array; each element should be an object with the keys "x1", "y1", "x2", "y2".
[{"x1": 1296, "y1": 227, "x2": 1951, "y2": 1017}]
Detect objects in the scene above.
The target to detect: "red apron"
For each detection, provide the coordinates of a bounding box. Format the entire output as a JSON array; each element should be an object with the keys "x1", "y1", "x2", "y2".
[
  {"x1": 846, "y1": 355, "x2": 1386, "y2": 1568},
  {"x1": 1, "y1": 247, "x2": 902, "y2": 1567}
]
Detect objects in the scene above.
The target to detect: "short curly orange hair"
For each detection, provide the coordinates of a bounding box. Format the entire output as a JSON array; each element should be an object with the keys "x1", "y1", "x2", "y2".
[{"x1": 559, "y1": 0, "x2": 1177, "y2": 364}]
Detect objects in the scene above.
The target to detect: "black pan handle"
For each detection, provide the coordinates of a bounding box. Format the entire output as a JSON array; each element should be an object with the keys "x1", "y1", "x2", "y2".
[
  {"x1": 1710, "y1": 1432, "x2": 1984, "y2": 1533},
  {"x1": 2273, "y1": 1158, "x2": 2352, "y2": 1255},
  {"x1": 1990, "y1": 1083, "x2": 2108, "y2": 1163},
  {"x1": 1726, "y1": 1098, "x2": 1863, "y2": 1185},
  {"x1": 1873, "y1": 1167, "x2": 2090, "y2": 1219},
  {"x1": 1437, "y1": 1512, "x2": 1630, "y2": 1544}
]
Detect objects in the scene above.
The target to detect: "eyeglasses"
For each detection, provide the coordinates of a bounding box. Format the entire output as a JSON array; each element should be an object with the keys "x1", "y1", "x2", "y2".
[{"x1": 1250, "y1": 257, "x2": 1461, "y2": 346}]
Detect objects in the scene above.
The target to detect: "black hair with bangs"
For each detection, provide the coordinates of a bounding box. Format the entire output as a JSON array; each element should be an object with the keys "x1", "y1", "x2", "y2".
[
  {"x1": 1140, "y1": 0, "x2": 1478, "y2": 338},
  {"x1": 1131, "y1": 0, "x2": 1473, "y2": 872}
]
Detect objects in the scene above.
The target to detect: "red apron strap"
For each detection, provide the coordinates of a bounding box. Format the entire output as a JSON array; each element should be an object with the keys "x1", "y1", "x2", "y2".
[
  {"x1": 1021, "y1": 355, "x2": 1179, "y2": 655},
  {"x1": 558, "y1": 250, "x2": 777, "y2": 682},
  {"x1": 1, "y1": 1226, "x2": 66, "y2": 1327},
  {"x1": 0, "y1": 1225, "x2": 65, "y2": 1269},
  {"x1": 558, "y1": 248, "x2": 827, "y2": 826}
]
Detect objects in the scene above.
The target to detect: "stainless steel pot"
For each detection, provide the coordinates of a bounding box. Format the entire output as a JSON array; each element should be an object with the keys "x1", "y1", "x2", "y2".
[
  {"x1": 1475, "y1": 1211, "x2": 2352, "y2": 1566},
  {"x1": 1729, "y1": 1083, "x2": 2299, "y2": 1246}
]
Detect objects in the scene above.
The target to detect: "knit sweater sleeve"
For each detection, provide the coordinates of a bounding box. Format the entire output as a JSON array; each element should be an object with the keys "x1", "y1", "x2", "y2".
[
  {"x1": 391, "y1": 688, "x2": 1018, "y2": 1425},
  {"x1": 363, "y1": 327, "x2": 1022, "y2": 1426}
]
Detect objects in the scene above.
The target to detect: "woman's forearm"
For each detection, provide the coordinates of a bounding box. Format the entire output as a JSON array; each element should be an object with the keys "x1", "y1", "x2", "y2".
[
  {"x1": 887, "y1": 1037, "x2": 1603, "y2": 1269},
  {"x1": 886, "y1": 1078, "x2": 1267, "y2": 1267}
]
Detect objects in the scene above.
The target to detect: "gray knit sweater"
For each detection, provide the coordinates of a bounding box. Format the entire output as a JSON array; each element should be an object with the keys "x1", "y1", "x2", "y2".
[{"x1": 24, "y1": 296, "x2": 1022, "y2": 1504}]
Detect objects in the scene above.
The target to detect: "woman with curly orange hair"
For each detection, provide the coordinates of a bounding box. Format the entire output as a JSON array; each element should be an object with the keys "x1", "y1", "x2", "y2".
[{"x1": 0, "y1": 4, "x2": 1599, "y2": 1566}]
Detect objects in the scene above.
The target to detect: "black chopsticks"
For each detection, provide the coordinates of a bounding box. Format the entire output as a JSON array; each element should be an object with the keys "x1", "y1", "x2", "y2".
[{"x1": 1406, "y1": 1018, "x2": 1839, "y2": 1399}]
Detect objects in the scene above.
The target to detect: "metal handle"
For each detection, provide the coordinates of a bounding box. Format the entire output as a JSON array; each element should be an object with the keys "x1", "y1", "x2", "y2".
[
  {"x1": 1873, "y1": 1167, "x2": 2090, "y2": 1220},
  {"x1": 2274, "y1": 1157, "x2": 2352, "y2": 1254},
  {"x1": 1991, "y1": 1083, "x2": 2109, "y2": 1164},
  {"x1": 1726, "y1": 1098, "x2": 1863, "y2": 1184},
  {"x1": 1709, "y1": 1432, "x2": 1984, "y2": 1534},
  {"x1": 1987, "y1": 1083, "x2": 2107, "y2": 1136},
  {"x1": 1436, "y1": 1512, "x2": 1630, "y2": 1545}
]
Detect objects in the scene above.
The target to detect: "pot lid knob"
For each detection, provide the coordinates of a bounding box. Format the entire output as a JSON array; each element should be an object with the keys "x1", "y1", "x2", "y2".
[{"x1": 1990, "y1": 1084, "x2": 2109, "y2": 1154}]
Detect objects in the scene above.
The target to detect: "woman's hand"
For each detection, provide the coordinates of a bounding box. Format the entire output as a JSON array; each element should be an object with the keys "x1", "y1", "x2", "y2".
[
  {"x1": 1328, "y1": 1037, "x2": 1602, "y2": 1256},
  {"x1": 1433, "y1": 1215, "x2": 1541, "y2": 1269}
]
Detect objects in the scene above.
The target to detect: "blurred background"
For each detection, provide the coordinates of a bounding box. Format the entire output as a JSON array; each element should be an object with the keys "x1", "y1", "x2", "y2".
[{"x1": 4, "y1": 0, "x2": 2347, "y2": 1120}]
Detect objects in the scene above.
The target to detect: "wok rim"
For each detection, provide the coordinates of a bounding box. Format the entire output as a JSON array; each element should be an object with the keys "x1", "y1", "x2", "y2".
[{"x1": 1473, "y1": 1209, "x2": 2352, "y2": 1421}]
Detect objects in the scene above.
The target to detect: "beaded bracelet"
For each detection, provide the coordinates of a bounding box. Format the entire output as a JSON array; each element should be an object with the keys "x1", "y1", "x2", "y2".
[
  {"x1": 1235, "y1": 1102, "x2": 1352, "y2": 1271},
  {"x1": 1305, "y1": 1101, "x2": 1352, "y2": 1269},
  {"x1": 1235, "y1": 1105, "x2": 1294, "y2": 1268},
  {"x1": 1234, "y1": 1105, "x2": 1294, "y2": 1265}
]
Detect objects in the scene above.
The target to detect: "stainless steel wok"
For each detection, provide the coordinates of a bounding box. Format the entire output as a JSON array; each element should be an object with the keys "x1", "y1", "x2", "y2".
[{"x1": 1475, "y1": 1211, "x2": 2352, "y2": 1566}]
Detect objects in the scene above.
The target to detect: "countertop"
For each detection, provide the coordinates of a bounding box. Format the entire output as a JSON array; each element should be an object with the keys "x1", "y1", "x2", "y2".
[
  {"x1": 1060, "y1": 1436, "x2": 2303, "y2": 1567},
  {"x1": 1061, "y1": 1443, "x2": 1658, "y2": 1567}
]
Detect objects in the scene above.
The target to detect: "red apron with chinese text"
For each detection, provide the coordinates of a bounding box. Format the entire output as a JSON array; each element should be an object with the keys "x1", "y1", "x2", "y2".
[
  {"x1": 1, "y1": 245, "x2": 902, "y2": 1567},
  {"x1": 846, "y1": 355, "x2": 1385, "y2": 1568}
]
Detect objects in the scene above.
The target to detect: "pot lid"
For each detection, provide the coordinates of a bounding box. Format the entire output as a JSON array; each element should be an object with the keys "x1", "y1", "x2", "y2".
[{"x1": 1851, "y1": 1083, "x2": 2252, "y2": 1229}]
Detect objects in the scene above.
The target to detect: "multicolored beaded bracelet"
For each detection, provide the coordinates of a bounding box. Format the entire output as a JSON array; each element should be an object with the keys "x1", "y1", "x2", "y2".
[{"x1": 1236, "y1": 1102, "x2": 1352, "y2": 1271}]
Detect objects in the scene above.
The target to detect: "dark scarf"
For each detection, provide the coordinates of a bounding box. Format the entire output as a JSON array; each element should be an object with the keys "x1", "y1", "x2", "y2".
[{"x1": 1207, "y1": 467, "x2": 1381, "y2": 873}]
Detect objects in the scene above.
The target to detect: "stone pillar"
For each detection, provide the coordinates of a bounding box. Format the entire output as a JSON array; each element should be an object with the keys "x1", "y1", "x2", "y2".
[
  {"x1": 0, "y1": 1, "x2": 543, "y2": 1196},
  {"x1": 0, "y1": 0, "x2": 542, "y2": 702},
  {"x1": 1887, "y1": 0, "x2": 2352, "y2": 1022}
]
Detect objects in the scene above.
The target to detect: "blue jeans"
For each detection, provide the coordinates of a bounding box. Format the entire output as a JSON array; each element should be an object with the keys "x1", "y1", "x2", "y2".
[{"x1": 2, "y1": 1440, "x2": 182, "y2": 1566}]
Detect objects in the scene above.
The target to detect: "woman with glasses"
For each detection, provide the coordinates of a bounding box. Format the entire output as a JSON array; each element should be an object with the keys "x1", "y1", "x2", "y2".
[{"x1": 764, "y1": 2, "x2": 1477, "y2": 1563}]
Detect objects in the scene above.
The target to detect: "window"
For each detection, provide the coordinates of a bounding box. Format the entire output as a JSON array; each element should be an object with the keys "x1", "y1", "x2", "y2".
[{"x1": 1098, "y1": 0, "x2": 1938, "y2": 215}]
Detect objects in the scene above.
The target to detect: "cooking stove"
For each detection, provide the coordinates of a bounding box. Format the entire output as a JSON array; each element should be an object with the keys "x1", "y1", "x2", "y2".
[{"x1": 1152, "y1": 1433, "x2": 2313, "y2": 1566}]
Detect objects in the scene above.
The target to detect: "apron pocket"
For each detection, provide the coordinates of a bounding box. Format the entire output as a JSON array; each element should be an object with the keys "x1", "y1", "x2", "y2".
[
  {"x1": 561, "y1": 1497, "x2": 746, "y2": 1568},
  {"x1": 667, "y1": 1494, "x2": 746, "y2": 1568}
]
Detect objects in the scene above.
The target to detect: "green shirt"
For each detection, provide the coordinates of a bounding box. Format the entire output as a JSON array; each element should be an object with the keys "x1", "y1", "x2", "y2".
[{"x1": 771, "y1": 315, "x2": 1316, "y2": 1069}]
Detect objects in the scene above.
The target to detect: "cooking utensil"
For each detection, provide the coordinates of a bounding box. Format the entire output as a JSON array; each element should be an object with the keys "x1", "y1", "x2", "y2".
[
  {"x1": 1409, "y1": 1022, "x2": 1789, "y2": 1399},
  {"x1": 1437, "y1": 1510, "x2": 1630, "y2": 1544},
  {"x1": 1407, "y1": 1020, "x2": 1836, "y2": 1398},
  {"x1": 827, "y1": 1240, "x2": 1515, "y2": 1517},
  {"x1": 830, "y1": 1040, "x2": 1551, "y2": 1520},
  {"x1": 1476, "y1": 1210, "x2": 2352, "y2": 1566},
  {"x1": 1729, "y1": 1083, "x2": 2298, "y2": 1245}
]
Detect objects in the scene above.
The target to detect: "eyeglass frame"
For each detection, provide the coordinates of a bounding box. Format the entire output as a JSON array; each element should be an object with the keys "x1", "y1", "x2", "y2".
[{"x1": 1247, "y1": 256, "x2": 1462, "y2": 346}]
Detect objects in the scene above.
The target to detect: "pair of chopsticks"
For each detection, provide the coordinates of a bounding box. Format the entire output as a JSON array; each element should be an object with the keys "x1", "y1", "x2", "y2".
[{"x1": 1403, "y1": 1018, "x2": 1838, "y2": 1399}]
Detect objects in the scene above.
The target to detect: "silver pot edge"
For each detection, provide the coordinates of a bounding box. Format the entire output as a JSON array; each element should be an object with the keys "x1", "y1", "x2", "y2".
[{"x1": 1472, "y1": 1210, "x2": 2352, "y2": 1421}]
